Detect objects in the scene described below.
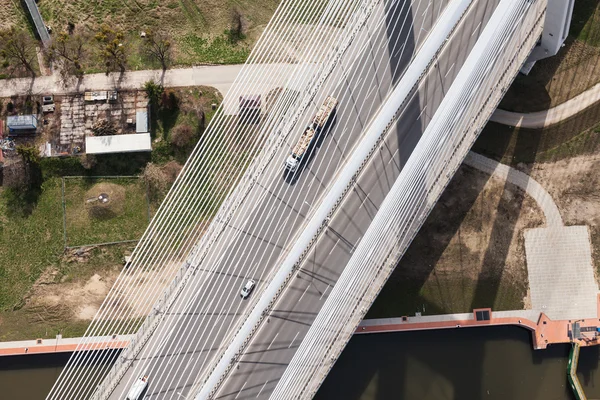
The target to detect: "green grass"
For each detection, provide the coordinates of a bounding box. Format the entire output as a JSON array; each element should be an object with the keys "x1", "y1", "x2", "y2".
[
  {"x1": 179, "y1": 33, "x2": 250, "y2": 65},
  {"x1": 35, "y1": 0, "x2": 280, "y2": 68},
  {"x1": 570, "y1": 0, "x2": 600, "y2": 46},
  {"x1": 63, "y1": 177, "x2": 150, "y2": 248},
  {"x1": 0, "y1": 179, "x2": 64, "y2": 311}
]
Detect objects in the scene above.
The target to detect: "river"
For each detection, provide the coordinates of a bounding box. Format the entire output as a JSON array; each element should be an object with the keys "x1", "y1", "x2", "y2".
[{"x1": 1, "y1": 326, "x2": 598, "y2": 399}]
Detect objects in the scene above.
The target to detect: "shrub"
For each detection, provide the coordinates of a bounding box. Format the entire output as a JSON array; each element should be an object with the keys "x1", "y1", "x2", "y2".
[{"x1": 169, "y1": 124, "x2": 194, "y2": 148}]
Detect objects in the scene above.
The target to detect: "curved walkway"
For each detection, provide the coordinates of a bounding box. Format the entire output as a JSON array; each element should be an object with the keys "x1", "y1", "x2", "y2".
[
  {"x1": 489, "y1": 81, "x2": 600, "y2": 129},
  {"x1": 464, "y1": 151, "x2": 562, "y2": 226}
]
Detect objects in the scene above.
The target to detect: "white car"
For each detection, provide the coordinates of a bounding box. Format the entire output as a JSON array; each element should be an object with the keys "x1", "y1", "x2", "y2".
[
  {"x1": 126, "y1": 375, "x2": 148, "y2": 400},
  {"x1": 240, "y1": 279, "x2": 256, "y2": 299}
]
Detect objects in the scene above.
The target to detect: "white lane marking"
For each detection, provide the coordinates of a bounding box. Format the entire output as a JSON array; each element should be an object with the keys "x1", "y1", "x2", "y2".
[
  {"x1": 328, "y1": 238, "x2": 340, "y2": 255},
  {"x1": 444, "y1": 62, "x2": 455, "y2": 78},
  {"x1": 320, "y1": 284, "x2": 330, "y2": 300},
  {"x1": 235, "y1": 381, "x2": 247, "y2": 399},
  {"x1": 417, "y1": 105, "x2": 428, "y2": 120},
  {"x1": 267, "y1": 333, "x2": 279, "y2": 351},
  {"x1": 387, "y1": 148, "x2": 400, "y2": 165},
  {"x1": 393, "y1": 43, "x2": 406, "y2": 59},
  {"x1": 276, "y1": 215, "x2": 290, "y2": 233},
  {"x1": 366, "y1": 85, "x2": 378, "y2": 99},
  {"x1": 421, "y1": 2, "x2": 432, "y2": 17},
  {"x1": 304, "y1": 200, "x2": 312, "y2": 209},
  {"x1": 298, "y1": 285, "x2": 310, "y2": 303},
  {"x1": 289, "y1": 331, "x2": 300, "y2": 348},
  {"x1": 471, "y1": 21, "x2": 482, "y2": 37},
  {"x1": 359, "y1": 192, "x2": 370, "y2": 209},
  {"x1": 257, "y1": 381, "x2": 268, "y2": 398}
]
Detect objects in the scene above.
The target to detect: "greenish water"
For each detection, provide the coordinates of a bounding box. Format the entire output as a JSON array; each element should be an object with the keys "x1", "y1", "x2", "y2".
[
  {"x1": 1, "y1": 327, "x2": 599, "y2": 400},
  {"x1": 317, "y1": 326, "x2": 600, "y2": 400}
]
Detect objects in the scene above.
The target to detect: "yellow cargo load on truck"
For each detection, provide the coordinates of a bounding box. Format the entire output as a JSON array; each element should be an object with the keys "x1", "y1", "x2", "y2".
[{"x1": 285, "y1": 96, "x2": 338, "y2": 173}]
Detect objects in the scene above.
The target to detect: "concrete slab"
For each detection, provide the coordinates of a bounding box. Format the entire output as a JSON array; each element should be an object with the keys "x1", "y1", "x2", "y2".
[{"x1": 524, "y1": 226, "x2": 598, "y2": 320}]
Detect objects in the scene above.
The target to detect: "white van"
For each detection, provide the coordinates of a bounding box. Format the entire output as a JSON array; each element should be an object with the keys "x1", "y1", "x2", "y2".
[{"x1": 126, "y1": 375, "x2": 148, "y2": 400}]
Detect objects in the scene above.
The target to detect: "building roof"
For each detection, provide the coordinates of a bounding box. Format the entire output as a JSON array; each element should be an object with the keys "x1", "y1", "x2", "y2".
[
  {"x1": 136, "y1": 110, "x2": 149, "y2": 133},
  {"x1": 85, "y1": 133, "x2": 152, "y2": 154},
  {"x1": 7, "y1": 115, "x2": 38, "y2": 129}
]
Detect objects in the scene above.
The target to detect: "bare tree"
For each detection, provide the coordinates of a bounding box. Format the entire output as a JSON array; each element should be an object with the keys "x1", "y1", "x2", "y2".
[
  {"x1": 0, "y1": 28, "x2": 38, "y2": 77},
  {"x1": 47, "y1": 32, "x2": 86, "y2": 82},
  {"x1": 95, "y1": 25, "x2": 127, "y2": 74},
  {"x1": 143, "y1": 31, "x2": 172, "y2": 71}
]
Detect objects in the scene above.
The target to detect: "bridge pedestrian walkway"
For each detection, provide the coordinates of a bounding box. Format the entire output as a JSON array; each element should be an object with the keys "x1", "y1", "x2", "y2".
[
  {"x1": 23, "y1": 0, "x2": 50, "y2": 45},
  {"x1": 0, "y1": 335, "x2": 131, "y2": 356},
  {"x1": 568, "y1": 343, "x2": 587, "y2": 400}
]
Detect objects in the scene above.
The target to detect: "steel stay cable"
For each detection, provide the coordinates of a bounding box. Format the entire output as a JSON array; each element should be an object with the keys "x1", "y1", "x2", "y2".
[
  {"x1": 157, "y1": 0, "x2": 418, "y2": 396},
  {"x1": 131, "y1": 0, "x2": 368, "y2": 396},
  {"x1": 190, "y1": 0, "x2": 434, "y2": 396},
  {"x1": 48, "y1": 0, "x2": 332, "y2": 396},
  {"x1": 96, "y1": 0, "x2": 360, "y2": 396},
  {"x1": 274, "y1": 0, "x2": 532, "y2": 394}
]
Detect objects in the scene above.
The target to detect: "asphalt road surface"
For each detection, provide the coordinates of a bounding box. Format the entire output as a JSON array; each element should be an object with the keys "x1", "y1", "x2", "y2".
[
  {"x1": 214, "y1": 0, "x2": 502, "y2": 399},
  {"x1": 105, "y1": 1, "x2": 499, "y2": 399}
]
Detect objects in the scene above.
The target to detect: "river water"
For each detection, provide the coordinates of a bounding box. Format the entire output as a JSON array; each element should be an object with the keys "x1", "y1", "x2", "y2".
[{"x1": 1, "y1": 326, "x2": 598, "y2": 400}]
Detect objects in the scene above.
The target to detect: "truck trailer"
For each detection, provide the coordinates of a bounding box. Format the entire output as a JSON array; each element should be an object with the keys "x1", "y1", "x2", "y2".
[{"x1": 285, "y1": 96, "x2": 338, "y2": 173}]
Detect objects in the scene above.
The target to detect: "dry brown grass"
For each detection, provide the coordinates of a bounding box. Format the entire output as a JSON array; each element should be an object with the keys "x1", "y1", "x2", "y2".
[{"x1": 0, "y1": 0, "x2": 29, "y2": 31}]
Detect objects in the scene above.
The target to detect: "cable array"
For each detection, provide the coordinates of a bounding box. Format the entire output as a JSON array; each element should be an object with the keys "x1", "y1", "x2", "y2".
[
  {"x1": 270, "y1": 0, "x2": 547, "y2": 397},
  {"x1": 45, "y1": 0, "x2": 403, "y2": 399}
]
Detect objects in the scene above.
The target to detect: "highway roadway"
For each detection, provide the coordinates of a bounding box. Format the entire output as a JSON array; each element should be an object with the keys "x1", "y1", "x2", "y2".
[
  {"x1": 105, "y1": 1, "x2": 455, "y2": 399},
  {"x1": 214, "y1": 0, "x2": 502, "y2": 398}
]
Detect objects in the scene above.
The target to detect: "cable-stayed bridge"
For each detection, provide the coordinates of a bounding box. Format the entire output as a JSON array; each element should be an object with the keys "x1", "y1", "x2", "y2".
[{"x1": 46, "y1": 0, "x2": 569, "y2": 399}]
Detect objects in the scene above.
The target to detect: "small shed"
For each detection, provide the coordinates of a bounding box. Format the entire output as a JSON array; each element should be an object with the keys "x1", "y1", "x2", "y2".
[
  {"x1": 85, "y1": 133, "x2": 152, "y2": 155},
  {"x1": 136, "y1": 110, "x2": 149, "y2": 133},
  {"x1": 7, "y1": 115, "x2": 38, "y2": 134}
]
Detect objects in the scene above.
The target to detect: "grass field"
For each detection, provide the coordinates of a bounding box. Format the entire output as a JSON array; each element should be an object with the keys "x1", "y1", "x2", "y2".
[
  {"x1": 34, "y1": 0, "x2": 279, "y2": 69},
  {"x1": 0, "y1": 178, "x2": 64, "y2": 312},
  {"x1": 63, "y1": 177, "x2": 150, "y2": 248}
]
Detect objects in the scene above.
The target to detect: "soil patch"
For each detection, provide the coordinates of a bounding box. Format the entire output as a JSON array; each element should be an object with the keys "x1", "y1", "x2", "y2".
[{"x1": 368, "y1": 164, "x2": 545, "y2": 318}]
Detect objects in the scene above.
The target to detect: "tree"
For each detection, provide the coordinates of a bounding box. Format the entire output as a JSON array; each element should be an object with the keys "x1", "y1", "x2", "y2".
[
  {"x1": 95, "y1": 26, "x2": 127, "y2": 73},
  {"x1": 144, "y1": 80, "x2": 164, "y2": 108},
  {"x1": 47, "y1": 32, "x2": 86, "y2": 81},
  {"x1": 143, "y1": 31, "x2": 172, "y2": 71},
  {"x1": 0, "y1": 28, "x2": 38, "y2": 77},
  {"x1": 169, "y1": 124, "x2": 194, "y2": 148}
]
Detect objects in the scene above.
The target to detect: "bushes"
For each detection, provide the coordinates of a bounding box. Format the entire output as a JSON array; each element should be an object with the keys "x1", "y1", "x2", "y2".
[{"x1": 169, "y1": 123, "x2": 194, "y2": 147}]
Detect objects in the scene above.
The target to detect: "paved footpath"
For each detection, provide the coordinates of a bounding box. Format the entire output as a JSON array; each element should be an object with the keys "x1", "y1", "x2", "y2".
[
  {"x1": 357, "y1": 303, "x2": 600, "y2": 350},
  {"x1": 0, "y1": 65, "x2": 244, "y2": 98},
  {"x1": 0, "y1": 335, "x2": 131, "y2": 356},
  {"x1": 490, "y1": 81, "x2": 600, "y2": 128}
]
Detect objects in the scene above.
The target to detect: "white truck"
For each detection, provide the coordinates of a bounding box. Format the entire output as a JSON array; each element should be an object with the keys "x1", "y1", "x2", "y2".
[
  {"x1": 285, "y1": 96, "x2": 338, "y2": 173},
  {"x1": 126, "y1": 375, "x2": 148, "y2": 400}
]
